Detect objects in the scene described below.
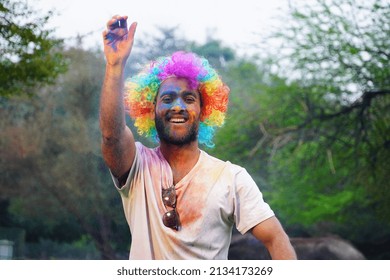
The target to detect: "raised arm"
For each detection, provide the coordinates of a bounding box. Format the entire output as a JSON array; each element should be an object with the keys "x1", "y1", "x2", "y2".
[
  {"x1": 251, "y1": 216, "x2": 297, "y2": 260},
  {"x1": 100, "y1": 16, "x2": 137, "y2": 183}
]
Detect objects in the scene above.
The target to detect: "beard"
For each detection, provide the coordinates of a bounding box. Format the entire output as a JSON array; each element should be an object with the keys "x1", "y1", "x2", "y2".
[{"x1": 155, "y1": 115, "x2": 198, "y2": 146}]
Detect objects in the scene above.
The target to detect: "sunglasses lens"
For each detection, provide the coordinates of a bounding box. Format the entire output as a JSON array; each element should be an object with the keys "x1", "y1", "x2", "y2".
[
  {"x1": 163, "y1": 210, "x2": 179, "y2": 230},
  {"x1": 162, "y1": 187, "x2": 176, "y2": 207},
  {"x1": 162, "y1": 186, "x2": 179, "y2": 230}
]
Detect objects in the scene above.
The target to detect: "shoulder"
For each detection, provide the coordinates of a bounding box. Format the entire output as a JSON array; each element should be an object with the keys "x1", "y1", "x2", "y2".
[
  {"x1": 132, "y1": 142, "x2": 168, "y2": 169},
  {"x1": 200, "y1": 150, "x2": 231, "y2": 171},
  {"x1": 135, "y1": 142, "x2": 160, "y2": 158},
  {"x1": 201, "y1": 151, "x2": 249, "y2": 178},
  {"x1": 135, "y1": 141, "x2": 152, "y2": 153}
]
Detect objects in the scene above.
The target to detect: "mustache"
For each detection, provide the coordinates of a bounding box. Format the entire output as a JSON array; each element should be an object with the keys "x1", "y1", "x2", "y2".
[{"x1": 165, "y1": 111, "x2": 189, "y2": 120}]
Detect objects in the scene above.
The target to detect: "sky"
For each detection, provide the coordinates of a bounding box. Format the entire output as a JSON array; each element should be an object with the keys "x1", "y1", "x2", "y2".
[{"x1": 32, "y1": 0, "x2": 290, "y2": 54}]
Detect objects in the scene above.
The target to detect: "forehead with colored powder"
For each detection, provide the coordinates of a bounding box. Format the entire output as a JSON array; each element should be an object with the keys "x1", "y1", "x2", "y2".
[{"x1": 157, "y1": 77, "x2": 200, "y2": 99}]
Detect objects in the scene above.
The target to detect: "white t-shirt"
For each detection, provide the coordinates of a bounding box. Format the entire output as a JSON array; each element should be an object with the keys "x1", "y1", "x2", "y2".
[{"x1": 112, "y1": 142, "x2": 274, "y2": 259}]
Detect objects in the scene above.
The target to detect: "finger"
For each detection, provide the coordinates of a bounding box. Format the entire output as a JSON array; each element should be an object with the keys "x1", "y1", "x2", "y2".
[
  {"x1": 106, "y1": 15, "x2": 119, "y2": 29},
  {"x1": 110, "y1": 19, "x2": 127, "y2": 30},
  {"x1": 107, "y1": 15, "x2": 128, "y2": 30},
  {"x1": 102, "y1": 29, "x2": 121, "y2": 46},
  {"x1": 102, "y1": 30, "x2": 112, "y2": 42},
  {"x1": 127, "y1": 22, "x2": 137, "y2": 41},
  {"x1": 102, "y1": 30, "x2": 115, "y2": 44}
]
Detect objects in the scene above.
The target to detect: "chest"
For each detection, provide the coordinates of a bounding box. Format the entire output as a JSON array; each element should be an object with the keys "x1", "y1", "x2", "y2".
[{"x1": 174, "y1": 165, "x2": 232, "y2": 230}]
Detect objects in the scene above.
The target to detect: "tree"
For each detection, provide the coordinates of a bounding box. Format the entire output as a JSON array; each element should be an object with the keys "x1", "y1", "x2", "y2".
[
  {"x1": 210, "y1": 0, "x2": 389, "y2": 258},
  {"x1": 0, "y1": 0, "x2": 67, "y2": 97},
  {"x1": 126, "y1": 26, "x2": 189, "y2": 77},
  {"x1": 242, "y1": 0, "x2": 390, "y2": 251},
  {"x1": 0, "y1": 47, "x2": 129, "y2": 259},
  {"x1": 213, "y1": 60, "x2": 275, "y2": 186},
  {"x1": 190, "y1": 39, "x2": 235, "y2": 70}
]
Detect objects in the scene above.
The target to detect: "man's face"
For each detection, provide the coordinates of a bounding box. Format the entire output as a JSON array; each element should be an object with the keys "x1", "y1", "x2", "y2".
[{"x1": 154, "y1": 77, "x2": 201, "y2": 146}]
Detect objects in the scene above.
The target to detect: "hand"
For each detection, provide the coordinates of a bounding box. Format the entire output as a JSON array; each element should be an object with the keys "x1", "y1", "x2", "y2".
[{"x1": 102, "y1": 15, "x2": 137, "y2": 67}]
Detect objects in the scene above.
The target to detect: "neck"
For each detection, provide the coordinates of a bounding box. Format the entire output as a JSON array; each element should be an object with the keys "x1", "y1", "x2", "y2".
[
  {"x1": 160, "y1": 140, "x2": 199, "y2": 166},
  {"x1": 159, "y1": 140, "x2": 200, "y2": 184}
]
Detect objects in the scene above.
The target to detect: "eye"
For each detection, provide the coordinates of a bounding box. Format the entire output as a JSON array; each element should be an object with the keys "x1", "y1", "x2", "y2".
[
  {"x1": 161, "y1": 95, "x2": 173, "y2": 103},
  {"x1": 184, "y1": 95, "x2": 196, "y2": 103}
]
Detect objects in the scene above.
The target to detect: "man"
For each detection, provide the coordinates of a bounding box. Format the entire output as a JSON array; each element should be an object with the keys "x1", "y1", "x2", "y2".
[{"x1": 100, "y1": 15, "x2": 297, "y2": 260}]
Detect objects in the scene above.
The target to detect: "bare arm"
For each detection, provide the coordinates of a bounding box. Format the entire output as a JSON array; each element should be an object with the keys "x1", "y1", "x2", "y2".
[
  {"x1": 251, "y1": 216, "x2": 297, "y2": 260},
  {"x1": 100, "y1": 16, "x2": 137, "y2": 182}
]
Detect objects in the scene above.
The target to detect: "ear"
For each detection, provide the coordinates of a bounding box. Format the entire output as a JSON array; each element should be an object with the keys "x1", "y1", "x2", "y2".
[
  {"x1": 151, "y1": 106, "x2": 156, "y2": 120},
  {"x1": 198, "y1": 89, "x2": 204, "y2": 121},
  {"x1": 200, "y1": 110, "x2": 206, "y2": 122}
]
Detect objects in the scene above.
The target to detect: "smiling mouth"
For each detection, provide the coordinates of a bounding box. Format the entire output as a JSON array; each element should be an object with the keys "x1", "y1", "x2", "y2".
[
  {"x1": 167, "y1": 113, "x2": 188, "y2": 123},
  {"x1": 169, "y1": 118, "x2": 186, "y2": 123}
]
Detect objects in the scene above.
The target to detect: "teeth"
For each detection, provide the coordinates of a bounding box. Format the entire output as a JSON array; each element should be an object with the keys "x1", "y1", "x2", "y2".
[{"x1": 170, "y1": 118, "x2": 185, "y2": 123}]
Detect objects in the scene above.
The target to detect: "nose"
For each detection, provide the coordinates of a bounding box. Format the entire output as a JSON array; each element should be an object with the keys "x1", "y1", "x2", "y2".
[{"x1": 171, "y1": 98, "x2": 186, "y2": 112}]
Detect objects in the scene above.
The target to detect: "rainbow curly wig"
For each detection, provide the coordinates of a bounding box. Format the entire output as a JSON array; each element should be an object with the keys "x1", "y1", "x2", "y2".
[{"x1": 124, "y1": 51, "x2": 229, "y2": 148}]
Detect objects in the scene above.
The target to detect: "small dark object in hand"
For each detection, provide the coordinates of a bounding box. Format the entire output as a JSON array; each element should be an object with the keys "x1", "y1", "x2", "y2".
[{"x1": 110, "y1": 19, "x2": 127, "y2": 30}]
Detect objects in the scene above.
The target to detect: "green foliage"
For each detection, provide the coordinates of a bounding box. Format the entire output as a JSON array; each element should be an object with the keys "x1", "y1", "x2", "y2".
[
  {"x1": 267, "y1": 139, "x2": 367, "y2": 226},
  {"x1": 268, "y1": 0, "x2": 389, "y2": 94},
  {"x1": 0, "y1": 0, "x2": 67, "y2": 97},
  {"x1": 212, "y1": 1, "x2": 389, "y2": 256},
  {"x1": 254, "y1": 0, "x2": 390, "y2": 229},
  {"x1": 213, "y1": 61, "x2": 273, "y2": 183},
  {"x1": 190, "y1": 39, "x2": 235, "y2": 69},
  {"x1": 0, "y1": 47, "x2": 129, "y2": 259},
  {"x1": 25, "y1": 236, "x2": 101, "y2": 260}
]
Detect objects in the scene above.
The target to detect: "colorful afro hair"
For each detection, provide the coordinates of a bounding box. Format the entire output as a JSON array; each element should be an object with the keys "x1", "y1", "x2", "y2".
[{"x1": 124, "y1": 51, "x2": 229, "y2": 148}]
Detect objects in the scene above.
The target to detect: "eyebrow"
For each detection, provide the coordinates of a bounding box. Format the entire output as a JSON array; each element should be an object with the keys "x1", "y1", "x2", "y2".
[
  {"x1": 159, "y1": 91, "x2": 198, "y2": 98},
  {"x1": 158, "y1": 91, "x2": 176, "y2": 99}
]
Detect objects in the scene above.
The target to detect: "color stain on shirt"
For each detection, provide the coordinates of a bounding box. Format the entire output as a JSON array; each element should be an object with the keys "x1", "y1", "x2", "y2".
[{"x1": 175, "y1": 160, "x2": 225, "y2": 231}]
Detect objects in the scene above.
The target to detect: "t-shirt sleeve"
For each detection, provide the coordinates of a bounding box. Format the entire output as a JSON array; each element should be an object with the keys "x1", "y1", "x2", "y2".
[
  {"x1": 110, "y1": 142, "x2": 142, "y2": 198},
  {"x1": 233, "y1": 167, "x2": 275, "y2": 234}
]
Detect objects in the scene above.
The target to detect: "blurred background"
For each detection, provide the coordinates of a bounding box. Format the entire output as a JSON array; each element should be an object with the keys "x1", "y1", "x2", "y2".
[{"x1": 0, "y1": 0, "x2": 389, "y2": 259}]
